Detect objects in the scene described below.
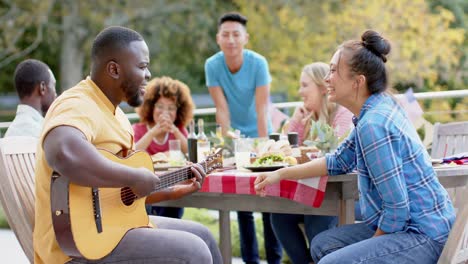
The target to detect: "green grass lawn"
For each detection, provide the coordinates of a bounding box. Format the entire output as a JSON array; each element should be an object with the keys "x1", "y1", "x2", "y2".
[
  {"x1": 184, "y1": 208, "x2": 250, "y2": 259},
  {"x1": 0, "y1": 206, "x2": 10, "y2": 228},
  {"x1": 183, "y1": 208, "x2": 291, "y2": 263}
]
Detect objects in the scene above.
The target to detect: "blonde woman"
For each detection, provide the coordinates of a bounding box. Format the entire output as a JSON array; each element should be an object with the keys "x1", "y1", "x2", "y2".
[
  {"x1": 285, "y1": 62, "x2": 353, "y2": 144},
  {"x1": 272, "y1": 62, "x2": 353, "y2": 264}
]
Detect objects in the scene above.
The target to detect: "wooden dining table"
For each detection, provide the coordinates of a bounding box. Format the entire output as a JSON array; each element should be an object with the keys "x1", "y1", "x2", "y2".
[{"x1": 157, "y1": 165, "x2": 468, "y2": 264}]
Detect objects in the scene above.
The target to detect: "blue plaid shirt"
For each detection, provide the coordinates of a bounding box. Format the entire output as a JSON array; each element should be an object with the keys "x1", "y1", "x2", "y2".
[{"x1": 326, "y1": 93, "x2": 455, "y2": 243}]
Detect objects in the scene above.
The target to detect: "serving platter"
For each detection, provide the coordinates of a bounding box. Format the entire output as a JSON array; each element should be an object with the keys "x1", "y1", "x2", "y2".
[{"x1": 244, "y1": 164, "x2": 287, "y2": 172}]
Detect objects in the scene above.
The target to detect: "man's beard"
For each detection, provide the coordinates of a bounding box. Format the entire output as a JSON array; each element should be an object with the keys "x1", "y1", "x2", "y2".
[
  {"x1": 127, "y1": 92, "x2": 142, "y2": 107},
  {"x1": 123, "y1": 80, "x2": 143, "y2": 107}
]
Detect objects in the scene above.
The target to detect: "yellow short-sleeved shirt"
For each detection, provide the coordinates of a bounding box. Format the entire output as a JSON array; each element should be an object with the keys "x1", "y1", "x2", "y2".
[{"x1": 33, "y1": 77, "x2": 135, "y2": 264}]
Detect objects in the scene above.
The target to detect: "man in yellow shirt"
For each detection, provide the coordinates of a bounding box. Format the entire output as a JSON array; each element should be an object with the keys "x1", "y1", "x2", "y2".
[{"x1": 33, "y1": 26, "x2": 222, "y2": 264}]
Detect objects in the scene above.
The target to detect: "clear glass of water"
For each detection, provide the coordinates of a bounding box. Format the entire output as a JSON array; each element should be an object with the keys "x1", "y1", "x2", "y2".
[
  {"x1": 197, "y1": 141, "x2": 211, "y2": 163},
  {"x1": 234, "y1": 138, "x2": 253, "y2": 170},
  {"x1": 169, "y1": 139, "x2": 184, "y2": 162}
]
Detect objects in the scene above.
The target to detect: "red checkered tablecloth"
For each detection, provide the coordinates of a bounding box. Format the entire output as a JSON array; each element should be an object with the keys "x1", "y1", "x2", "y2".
[{"x1": 201, "y1": 169, "x2": 329, "y2": 208}]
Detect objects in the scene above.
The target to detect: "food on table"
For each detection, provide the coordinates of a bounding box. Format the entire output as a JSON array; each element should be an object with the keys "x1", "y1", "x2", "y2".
[
  {"x1": 258, "y1": 139, "x2": 292, "y2": 157},
  {"x1": 151, "y1": 152, "x2": 168, "y2": 164},
  {"x1": 251, "y1": 140, "x2": 298, "y2": 167},
  {"x1": 299, "y1": 146, "x2": 319, "y2": 153},
  {"x1": 251, "y1": 153, "x2": 298, "y2": 167},
  {"x1": 283, "y1": 156, "x2": 298, "y2": 165},
  {"x1": 252, "y1": 153, "x2": 285, "y2": 166},
  {"x1": 299, "y1": 146, "x2": 321, "y2": 159},
  {"x1": 151, "y1": 152, "x2": 186, "y2": 167}
]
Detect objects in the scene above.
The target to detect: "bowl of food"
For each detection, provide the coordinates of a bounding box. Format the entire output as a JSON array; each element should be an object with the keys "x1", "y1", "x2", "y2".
[
  {"x1": 151, "y1": 152, "x2": 187, "y2": 171},
  {"x1": 245, "y1": 139, "x2": 297, "y2": 171}
]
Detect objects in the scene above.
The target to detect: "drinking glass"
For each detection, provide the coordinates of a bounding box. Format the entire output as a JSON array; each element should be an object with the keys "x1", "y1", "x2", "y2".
[
  {"x1": 234, "y1": 138, "x2": 253, "y2": 170},
  {"x1": 268, "y1": 133, "x2": 280, "y2": 142},
  {"x1": 197, "y1": 141, "x2": 211, "y2": 163},
  {"x1": 169, "y1": 139, "x2": 184, "y2": 161},
  {"x1": 287, "y1": 132, "x2": 299, "y2": 147}
]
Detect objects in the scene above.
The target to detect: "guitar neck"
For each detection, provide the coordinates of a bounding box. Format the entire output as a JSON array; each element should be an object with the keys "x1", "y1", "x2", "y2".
[{"x1": 154, "y1": 161, "x2": 206, "y2": 192}]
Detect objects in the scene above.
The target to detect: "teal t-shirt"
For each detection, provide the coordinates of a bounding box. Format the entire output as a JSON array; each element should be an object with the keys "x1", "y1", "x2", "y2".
[{"x1": 205, "y1": 49, "x2": 273, "y2": 137}]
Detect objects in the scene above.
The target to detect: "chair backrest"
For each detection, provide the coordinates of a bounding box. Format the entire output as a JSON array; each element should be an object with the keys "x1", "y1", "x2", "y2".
[
  {"x1": 0, "y1": 136, "x2": 38, "y2": 263},
  {"x1": 431, "y1": 121, "x2": 468, "y2": 209},
  {"x1": 431, "y1": 121, "x2": 468, "y2": 159},
  {"x1": 438, "y1": 188, "x2": 468, "y2": 264}
]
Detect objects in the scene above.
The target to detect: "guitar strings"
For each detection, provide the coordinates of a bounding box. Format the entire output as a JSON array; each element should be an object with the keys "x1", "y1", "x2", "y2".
[
  {"x1": 115, "y1": 161, "x2": 215, "y2": 203},
  {"x1": 96, "y1": 167, "x2": 209, "y2": 203},
  {"x1": 100, "y1": 169, "x2": 193, "y2": 202},
  {"x1": 85, "y1": 159, "x2": 218, "y2": 204}
]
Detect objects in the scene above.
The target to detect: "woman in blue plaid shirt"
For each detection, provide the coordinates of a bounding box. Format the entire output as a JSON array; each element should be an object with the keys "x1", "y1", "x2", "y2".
[{"x1": 254, "y1": 30, "x2": 455, "y2": 264}]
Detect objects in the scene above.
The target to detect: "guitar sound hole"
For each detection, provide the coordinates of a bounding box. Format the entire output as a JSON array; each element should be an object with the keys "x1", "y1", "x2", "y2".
[{"x1": 120, "y1": 187, "x2": 137, "y2": 206}]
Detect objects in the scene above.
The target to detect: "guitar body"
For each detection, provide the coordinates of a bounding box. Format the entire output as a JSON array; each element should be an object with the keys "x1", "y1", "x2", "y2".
[
  {"x1": 51, "y1": 148, "x2": 222, "y2": 260},
  {"x1": 51, "y1": 150, "x2": 152, "y2": 260}
]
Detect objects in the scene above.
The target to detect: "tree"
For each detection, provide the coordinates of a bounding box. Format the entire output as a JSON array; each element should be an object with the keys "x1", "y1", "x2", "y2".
[
  {"x1": 236, "y1": 0, "x2": 465, "y2": 100},
  {"x1": 237, "y1": 0, "x2": 329, "y2": 98},
  {"x1": 1, "y1": 0, "x2": 464, "y2": 107},
  {"x1": 0, "y1": 0, "x2": 233, "y2": 94},
  {"x1": 427, "y1": 0, "x2": 467, "y2": 89},
  {"x1": 0, "y1": 0, "x2": 56, "y2": 93},
  {"x1": 0, "y1": 0, "x2": 55, "y2": 68},
  {"x1": 58, "y1": 0, "x2": 226, "y2": 92},
  {"x1": 323, "y1": 0, "x2": 464, "y2": 91}
]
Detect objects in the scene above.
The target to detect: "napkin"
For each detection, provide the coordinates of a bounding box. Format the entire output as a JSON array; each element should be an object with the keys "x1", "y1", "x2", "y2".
[{"x1": 442, "y1": 152, "x2": 468, "y2": 165}]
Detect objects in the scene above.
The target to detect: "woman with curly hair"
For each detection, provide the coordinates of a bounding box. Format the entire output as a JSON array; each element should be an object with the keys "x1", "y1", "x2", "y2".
[
  {"x1": 133, "y1": 76, "x2": 194, "y2": 155},
  {"x1": 133, "y1": 76, "x2": 194, "y2": 218}
]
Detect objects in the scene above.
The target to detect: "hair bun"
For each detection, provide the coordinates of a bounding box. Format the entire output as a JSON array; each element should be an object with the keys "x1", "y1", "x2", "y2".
[{"x1": 361, "y1": 30, "x2": 391, "y2": 63}]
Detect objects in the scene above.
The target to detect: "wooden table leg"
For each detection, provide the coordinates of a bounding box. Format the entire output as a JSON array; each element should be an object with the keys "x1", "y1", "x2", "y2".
[
  {"x1": 339, "y1": 199, "x2": 355, "y2": 225},
  {"x1": 339, "y1": 199, "x2": 345, "y2": 226},
  {"x1": 344, "y1": 198, "x2": 355, "y2": 224},
  {"x1": 339, "y1": 181, "x2": 357, "y2": 225},
  {"x1": 219, "y1": 210, "x2": 231, "y2": 264}
]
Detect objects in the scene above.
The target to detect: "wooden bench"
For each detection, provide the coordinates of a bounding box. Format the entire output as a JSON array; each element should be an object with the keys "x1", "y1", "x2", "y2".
[
  {"x1": 431, "y1": 121, "x2": 468, "y2": 209},
  {"x1": 0, "y1": 136, "x2": 37, "y2": 263},
  {"x1": 438, "y1": 188, "x2": 468, "y2": 264}
]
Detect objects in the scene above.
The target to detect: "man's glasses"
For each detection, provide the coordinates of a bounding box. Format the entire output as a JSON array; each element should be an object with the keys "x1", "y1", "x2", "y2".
[{"x1": 154, "y1": 103, "x2": 177, "y2": 113}]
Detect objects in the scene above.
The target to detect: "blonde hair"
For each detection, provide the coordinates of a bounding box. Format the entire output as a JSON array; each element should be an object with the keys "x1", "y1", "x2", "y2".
[{"x1": 301, "y1": 62, "x2": 339, "y2": 140}]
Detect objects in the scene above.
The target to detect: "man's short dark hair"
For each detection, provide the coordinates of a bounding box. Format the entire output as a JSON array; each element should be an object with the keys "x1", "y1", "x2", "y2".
[
  {"x1": 91, "y1": 26, "x2": 144, "y2": 61},
  {"x1": 14, "y1": 59, "x2": 50, "y2": 99},
  {"x1": 218, "y1": 12, "x2": 248, "y2": 28}
]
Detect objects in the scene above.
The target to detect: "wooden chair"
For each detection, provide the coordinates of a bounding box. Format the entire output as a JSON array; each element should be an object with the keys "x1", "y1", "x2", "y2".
[
  {"x1": 438, "y1": 188, "x2": 468, "y2": 264},
  {"x1": 432, "y1": 121, "x2": 468, "y2": 159},
  {"x1": 0, "y1": 136, "x2": 38, "y2": 263},
  {"x1": 431, "y1": 121, "x2": 468, "y2": 209}
]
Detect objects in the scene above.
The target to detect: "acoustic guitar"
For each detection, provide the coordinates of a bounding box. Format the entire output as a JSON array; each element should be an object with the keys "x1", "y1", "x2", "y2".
[{"x1": 50, "y1": 148, "x2": 222, "y2": 260}]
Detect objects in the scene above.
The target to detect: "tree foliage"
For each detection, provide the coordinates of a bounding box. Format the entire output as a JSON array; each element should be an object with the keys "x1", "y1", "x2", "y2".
[
  {"x1": 0, "y1": 0, "x2": 56, "y2": 93},
  {"x1": 236, "y1": 0, "x2": 465, "y2": 100},
  {"x1": 0, "y1": 0, "x2": 55, "y2": 68},
  {"x1": 0, "y1": 0, "x2": 233, "y2": 94},
  {"x1": 0, "y1": 0, "x2": 465, "y2": 120},
  {"x1": 237, "y1": 0, "x2": 329, "y2": 98},
  {"x1": 324, "y1": 0, "x2": 464, "y2": 91}
]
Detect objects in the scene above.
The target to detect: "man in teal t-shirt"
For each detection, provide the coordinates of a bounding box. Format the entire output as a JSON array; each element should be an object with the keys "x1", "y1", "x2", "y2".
[
  {"x1": 205, "y1": 15, "x2": 273, "y2": 138},
  {"x1": 204, "y1": 12, "x2": 281, "y2": 264}
]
